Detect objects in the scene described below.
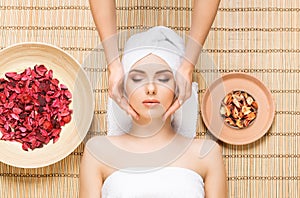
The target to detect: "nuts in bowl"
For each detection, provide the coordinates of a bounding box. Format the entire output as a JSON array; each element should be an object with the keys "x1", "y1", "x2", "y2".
[{"x1": 220, "y1": 90, "x2": 258, "y2": 129}]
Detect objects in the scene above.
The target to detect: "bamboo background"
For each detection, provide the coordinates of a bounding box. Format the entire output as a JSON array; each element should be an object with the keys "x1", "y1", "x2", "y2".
[{"x1": 0, "y1": 0, "x2": 299, "y2": 197}]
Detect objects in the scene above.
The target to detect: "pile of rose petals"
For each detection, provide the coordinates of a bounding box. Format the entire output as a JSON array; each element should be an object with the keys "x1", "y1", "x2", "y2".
[{"x1": 0, "y1": 65, "x2": 72, "y2": 151}]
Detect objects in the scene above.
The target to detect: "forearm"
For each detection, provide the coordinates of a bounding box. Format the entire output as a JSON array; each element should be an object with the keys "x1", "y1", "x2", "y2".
[
  {"x1": 89, "y1": 0, "x2": 119, "y2": 64},
  {"x1": 190, "y1": 0, "x2": 220, "y2": 45},
  {"x1": 185, "y1": 0, "x2": 220, "y2": 66},
  {"x1": 89, "y1": 0, "x2": 117, "y2": 40}
]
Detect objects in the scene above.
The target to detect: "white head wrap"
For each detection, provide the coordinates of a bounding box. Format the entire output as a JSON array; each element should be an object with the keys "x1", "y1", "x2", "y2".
[{"x1": 107, "y1": 26, "x2": 198, "y2": 138}]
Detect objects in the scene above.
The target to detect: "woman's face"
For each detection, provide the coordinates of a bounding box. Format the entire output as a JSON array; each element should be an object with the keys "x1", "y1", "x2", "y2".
[{"x1": 125, "y1": 54, "x2": 176, "y2": 120}]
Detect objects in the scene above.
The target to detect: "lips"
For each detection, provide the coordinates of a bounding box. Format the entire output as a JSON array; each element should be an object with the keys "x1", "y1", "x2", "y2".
[{"x1": 142, "y1": 99, "x2": 160, "y2": 107}]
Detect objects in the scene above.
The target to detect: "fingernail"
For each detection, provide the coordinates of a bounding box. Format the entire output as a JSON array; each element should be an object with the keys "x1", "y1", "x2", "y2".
[{"x1": 179, "y1": 100, "x2": 183, "y2": 105}]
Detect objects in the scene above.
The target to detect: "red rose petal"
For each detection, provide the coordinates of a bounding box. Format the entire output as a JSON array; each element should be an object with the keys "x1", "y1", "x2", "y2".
[
  {"x1": 60, "y1": 84, "x2": 68, "y2": 90},
  {"x1": 5, "y1": 72, "x2": 17, "y2": 79},
  {"x1": 22, "y1": 142, "x2": 30, "y2": 151},
  {"x1": 13, "y1": 107, "x2": 22, "y2": 114},
  {"x1": 34, "y1": 65, "x2": 48, "y2": 76},
  {"x1": 18, "y1": 126, "x2": 27, "y2": 132},
  {"x1": 10, "y1": 113, "x2": 19, "y2": 120}
]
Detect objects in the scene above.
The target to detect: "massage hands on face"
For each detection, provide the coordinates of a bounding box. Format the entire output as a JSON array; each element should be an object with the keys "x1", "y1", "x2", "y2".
[{"x1": 88, "y1": 0, "x2": 220, "y2": 118}]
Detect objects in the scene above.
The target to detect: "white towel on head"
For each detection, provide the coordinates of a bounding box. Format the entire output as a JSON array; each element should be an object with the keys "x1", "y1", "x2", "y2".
[
  {"x1": 122, "y1": 26, "x2": 185, "y2": 74},
  {"x1": 107, "y1": 26, "x2": 198, "y2": 138}
]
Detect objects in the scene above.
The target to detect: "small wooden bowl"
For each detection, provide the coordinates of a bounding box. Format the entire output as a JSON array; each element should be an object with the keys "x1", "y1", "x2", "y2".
[{"x1": 201, "y1": 73, "x2": 275, "y2": 145}]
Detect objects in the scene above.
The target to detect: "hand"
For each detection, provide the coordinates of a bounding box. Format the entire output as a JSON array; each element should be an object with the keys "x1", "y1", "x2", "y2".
[
  {"x1": 108, "y1": 60, "x2": 139, "y2": 120},
  {"x1": 163, "y1": 61, "x2": 194, "y2": 120}
]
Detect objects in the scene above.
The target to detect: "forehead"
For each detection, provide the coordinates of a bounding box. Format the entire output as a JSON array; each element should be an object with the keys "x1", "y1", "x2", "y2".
[{"x1": 130, "y1": 54, "x2": 172, "y2": 73}]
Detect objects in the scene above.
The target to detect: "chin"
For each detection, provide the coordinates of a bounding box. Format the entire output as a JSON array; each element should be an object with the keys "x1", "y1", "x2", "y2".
[
  {"x1": 139, "y1": 111, "x2": 163, "y2": 119},
  {"x1": 145, "y1": 104, "x2": 167, "y2": 117}
]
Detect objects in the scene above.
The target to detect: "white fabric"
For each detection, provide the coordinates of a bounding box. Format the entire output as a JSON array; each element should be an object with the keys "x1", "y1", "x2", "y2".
[
  {"x1": 122, "y1": 26, "x2": 185, "y2": 74},
  {"x1": 107, "y1": 26, "x2": 198, "y2": 138},
  {"x1": 101, "y1": 167, "x2": 205, "y2": 198}
]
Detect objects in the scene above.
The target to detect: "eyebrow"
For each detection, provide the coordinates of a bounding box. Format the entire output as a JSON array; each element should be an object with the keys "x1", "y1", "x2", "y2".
[{"x1": 129, "y1": 69, "x2": 173, "y2": 74}]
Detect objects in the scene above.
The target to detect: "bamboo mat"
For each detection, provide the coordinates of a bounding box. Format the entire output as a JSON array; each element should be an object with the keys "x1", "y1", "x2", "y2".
[{"x1": 0, "y1": 0, "x2": 299, "y2": 197}]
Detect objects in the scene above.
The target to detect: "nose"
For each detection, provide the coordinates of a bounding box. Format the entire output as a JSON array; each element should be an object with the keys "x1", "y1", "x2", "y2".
[{"x1": 145, "y1": 82, "x2": 157, "y2": 95}]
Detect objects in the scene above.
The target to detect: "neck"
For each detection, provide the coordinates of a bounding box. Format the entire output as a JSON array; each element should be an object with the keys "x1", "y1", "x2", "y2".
[{"x1": 129, "y1": 116, "x2": 175, "y2": 141}]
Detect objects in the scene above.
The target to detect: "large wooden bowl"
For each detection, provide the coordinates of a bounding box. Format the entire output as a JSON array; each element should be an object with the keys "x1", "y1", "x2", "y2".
[{"x1": 0, "y1": 42, "x2": 94, "y2": 168}]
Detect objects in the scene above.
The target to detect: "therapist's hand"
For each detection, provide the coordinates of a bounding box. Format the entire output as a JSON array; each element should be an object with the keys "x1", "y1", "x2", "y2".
[
  {"x1": 163, "y1": 61, "x2": 194, "y2": 120},
  {"x1": 108, "y1": 60, "x2": 139, "y2": 120}
]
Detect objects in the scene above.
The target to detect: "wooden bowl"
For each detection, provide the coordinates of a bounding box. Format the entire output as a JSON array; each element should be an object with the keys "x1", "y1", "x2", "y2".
[
  {"x1": 201, "y1": 73, "x2": 275, "y2": 145},
  {"x1": 0, "y1": 42, "x2": 94, "y2": 168}
]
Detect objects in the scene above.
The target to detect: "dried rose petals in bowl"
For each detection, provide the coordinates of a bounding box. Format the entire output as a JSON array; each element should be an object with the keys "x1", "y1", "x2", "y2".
[
  {"x1": 0, "y1": 64, "x2": 72, "y2": 151},
  {"x1": 220, "y1": 90, "x2": 258, "y2": 129}
]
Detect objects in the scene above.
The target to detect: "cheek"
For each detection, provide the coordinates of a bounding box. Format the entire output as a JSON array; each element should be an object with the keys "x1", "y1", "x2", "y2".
[
  {"x1": 159, "y1": 87, "x2": 175, "y2": 109},
  {"x1": 125, "y1": 79, "x2": 137, "y2": 98},
  {"x1": 126, "y1": 86, "x2": 143, "y2": 108}
]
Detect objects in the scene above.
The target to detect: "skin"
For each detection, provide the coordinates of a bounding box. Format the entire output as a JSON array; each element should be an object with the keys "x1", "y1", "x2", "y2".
[
  {"x1": 79, "y1": 54, "x2": 227, "y2": 198},
  {"x1": 88, "y1": 0, "x2": 221, "y2": 120}
]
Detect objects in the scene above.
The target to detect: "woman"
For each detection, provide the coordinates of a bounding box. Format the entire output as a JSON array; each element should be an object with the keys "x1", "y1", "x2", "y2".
[
  {"x1": 88, "y1": 0, "x2": 221, "y2": 121},
  {"x1": 80, "y1": 27, "x2": 227, "y2": 198}
]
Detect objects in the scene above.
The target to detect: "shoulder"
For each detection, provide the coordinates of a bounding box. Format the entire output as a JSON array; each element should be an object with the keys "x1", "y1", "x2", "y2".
[
  {"x1": 188, "y1": 139, "x2": 223, "y2": 169},
  {"x1": 187, "y1": 139, "x2": 225, "y2": 179},
  {"x1": 82, "y1": 136, "x2": 122, "y2": 177},
  {"x1": 85, "y1": 134, "x2": 127, "y2": 151},
  {"x1": 83, "y1": 134, "x2": 130, "y2": 167},
  {"x1": 82, "y1": 136, "x2": 108, "y2": 165},
  {"x1": 189, "y1": 139, "x2": 222, "y2": 158}
]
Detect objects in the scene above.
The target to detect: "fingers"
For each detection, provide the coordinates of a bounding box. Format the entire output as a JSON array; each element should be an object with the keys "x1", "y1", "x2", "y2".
[
  {"x1": 163, "y1": 99, "x2": 181, "y2": 121},
  {"x1": 107, "y1": 61, "x2": 124, "y2": 99},
  {"x1": 163, "y1": 74, "x2": 193, "y2": 120},
  {"x1": 108, "y1": 85, "x2": 122, "y2": 103},
  {"x1": 176, "y1": 82, "x2": 186, "y2": 106},
  {"x1": 163, "y1": 83, "x2": 189, "y2": 120},
  {"x1": 108, "y1": 70, "x2": 139, "y2": 120},
  {"x1": 118, "y1": 96, "x2": 139, "y2": 120},
  {"x1": 175, "y1": 75, "x2": 192, "y2": 103},
  {"x1": 109, "y1": 83, "x2": 140, "y2": 120}
]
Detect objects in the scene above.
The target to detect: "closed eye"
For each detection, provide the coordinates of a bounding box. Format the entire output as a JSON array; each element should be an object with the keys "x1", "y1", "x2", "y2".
[
  {"x1": 158, "y1": 78, "x2": 170, "y2": 83},
  {"x1": 132, "y1": 78, "x2": 143, "y2": 82}
]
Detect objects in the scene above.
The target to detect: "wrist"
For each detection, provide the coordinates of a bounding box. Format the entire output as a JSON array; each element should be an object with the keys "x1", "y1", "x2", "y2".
[
  {"x1": 181, "y1": 59, "x2": 194, "y2": 71},
  {"x1": 108, "y1": 59, "x2": 122, "y2": 71},
  {"x1": 184, "y1": 35, "x2": 203, "y2": 66},
  {"x1": 102, "y1": 34, "x2": 120, "y2": 65},
  {"x1": 178, "y1": 60, "x2": 194, "y2": 82}
]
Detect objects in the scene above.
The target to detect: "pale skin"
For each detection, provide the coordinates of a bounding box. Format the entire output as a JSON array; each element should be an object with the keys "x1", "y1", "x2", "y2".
[
  {"x1": 79, "y1": 54, "x2": 227, "y2": 198},
  {"x1": 88, "y1": 0, "x2": 221, "y2": 120}
]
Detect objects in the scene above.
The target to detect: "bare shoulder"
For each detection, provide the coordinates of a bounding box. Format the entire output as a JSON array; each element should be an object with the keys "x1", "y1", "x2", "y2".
[
  {"x1": 82, "y1": 136, "x2": 108, "y2": 165},
  {"x1": 83, "y1": 135, "x2": 129, "y2": 169},
  {"x1": 189, "y1": 139, "x2": 223, "y2": 162},
  {"x1": 190, "y1": 140, "x2": 227, "y2": 197},
  {"x1": 85, "y1": 134, "x2": 127, "y2": 152},
  {"x1": 82, "y1": 136, "x2": 121, "y2": 178}
]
